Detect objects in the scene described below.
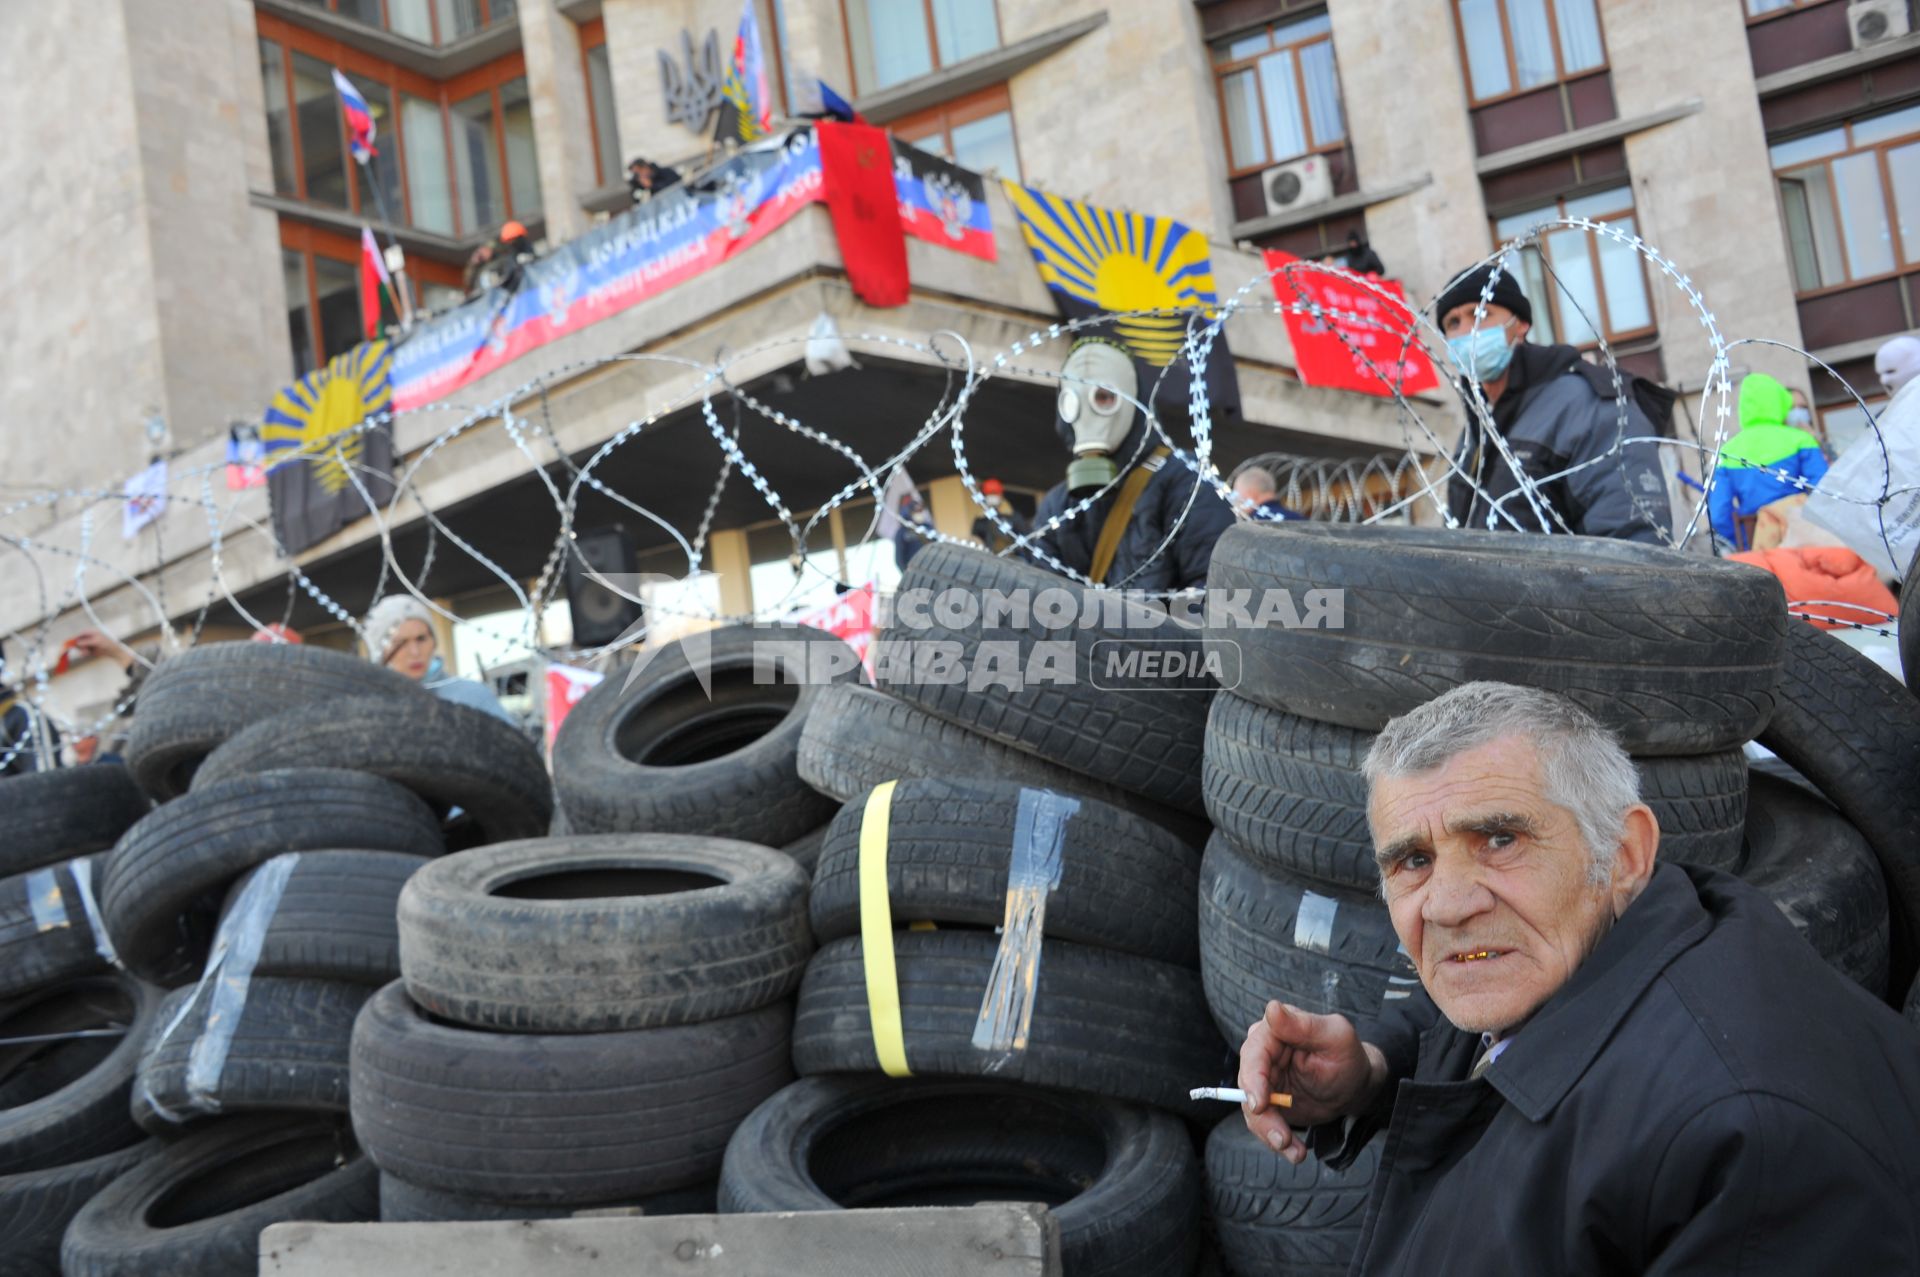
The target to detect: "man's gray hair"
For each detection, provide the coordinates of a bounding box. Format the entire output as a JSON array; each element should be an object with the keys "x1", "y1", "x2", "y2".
[{"x1": 1361, "y1": 681, "x2": 1640, "y2": 886}]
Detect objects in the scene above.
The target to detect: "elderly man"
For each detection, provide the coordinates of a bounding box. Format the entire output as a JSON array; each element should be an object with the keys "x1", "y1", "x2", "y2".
[
  {"x1": 1230, "y1": 462, "x2": 1297, "y2": 522},
  {"x1": 1240, "y1": 682, "x2": 1920, "y2": 1272}
]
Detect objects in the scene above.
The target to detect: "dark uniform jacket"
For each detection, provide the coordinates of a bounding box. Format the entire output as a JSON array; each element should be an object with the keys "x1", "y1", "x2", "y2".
[
  {"x1": 1314, "y1": 863, "x2": 1920, "y2": 1275},
  {"x1": 1030, "y1": 451, "x2": 1236, "y2": 592},
  {"x1": 1448, "y1": 342, "x2": 1673, "y2": 543}
]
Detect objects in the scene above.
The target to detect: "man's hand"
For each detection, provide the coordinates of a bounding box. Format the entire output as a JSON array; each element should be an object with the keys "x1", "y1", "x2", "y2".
[
  {"x1": 1239, "y1": 1001, "x2": 1388, "y2": 1165},
  {"x1": 68, "y1": 631, "x2": 136, "y2": 671}
]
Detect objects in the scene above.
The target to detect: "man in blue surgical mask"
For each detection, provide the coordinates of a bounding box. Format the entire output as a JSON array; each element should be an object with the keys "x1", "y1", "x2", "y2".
[{"x1": 1436, "y1": 263, "x2": 1672, "y2": 542}]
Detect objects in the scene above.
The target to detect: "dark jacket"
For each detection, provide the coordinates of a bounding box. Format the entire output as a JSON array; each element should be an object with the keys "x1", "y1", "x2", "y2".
[
  {"x1": 1313, "y1": 864, "x2": 1920, "y2": 1275},
  {"x1": 1448, "y1": 342, "x2": 1672, "y2": 542},
  {"x1": 1030, "y1": 450, "x2": 1236, "y2": 591},
  {"x1": 0, "y1": 694, "x2": 58, "y2": 776}
]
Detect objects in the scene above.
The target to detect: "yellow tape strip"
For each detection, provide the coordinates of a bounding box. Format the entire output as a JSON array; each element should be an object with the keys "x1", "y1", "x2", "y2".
[{"x1": 858, "y1": 780, "x2": 912, "y2": 1077}]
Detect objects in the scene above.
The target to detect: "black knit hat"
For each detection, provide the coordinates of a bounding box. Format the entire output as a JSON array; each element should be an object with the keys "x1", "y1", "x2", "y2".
[{"x1": 1435, "y1": 262, "x2": 1533, "y2": 326}]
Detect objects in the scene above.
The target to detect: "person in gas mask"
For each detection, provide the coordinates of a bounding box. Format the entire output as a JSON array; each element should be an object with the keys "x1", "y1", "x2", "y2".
[
  {"x1": 1027, "y1": 336, "x2": 1236, "y2": 590},
  {"x1": 1438, "y1": 263, "x2": 1671, "y2": 542}
]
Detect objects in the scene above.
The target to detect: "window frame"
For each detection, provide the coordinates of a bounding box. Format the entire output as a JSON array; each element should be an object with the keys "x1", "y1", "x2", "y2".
[
  {"x1": 258, "y1": 13, "x2": 537, "y2": 235},
  {"x1": 1771, "y1": 108, "x2": 1920, "y2": 300},
  {"x1": 1489, "y1": 185, "x2": 1657, "y2": 350},
  {"x1": 579, "y1": 17, "x2": 614, "y2": 188},
  {"x1": 1451, "y1": 0, "x2": 1610, "y2": 110},
  {"x1": 1210, "y1": 12, "x2": 1348, "y2": 179},
  {"x1": 891, "y1": 83, "x2": 1021, "y2": 178},
  {"x1": 839, "y1": 0, "x2": 1002, "y2": 97},
  {"x1": 279, "y1": 220, "x2": 464, "y2": 370},
  {"x1": 1744, "y1": 0, "x2": 1833, "y2": 24},
  {"x1": 284, "y1": 0, "x2": 511, "y2": 47}
]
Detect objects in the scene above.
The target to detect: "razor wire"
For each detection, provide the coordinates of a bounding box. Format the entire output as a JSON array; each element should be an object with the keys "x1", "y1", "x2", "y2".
[{"x1": 1, "y1": 213, "x2": 1914, "y2": 769}]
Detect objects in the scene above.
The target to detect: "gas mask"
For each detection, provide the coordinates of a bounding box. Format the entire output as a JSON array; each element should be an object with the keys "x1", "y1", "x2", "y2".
[{"x1": 1055, "y1": 340, "x2": 1138, "y2": 496}]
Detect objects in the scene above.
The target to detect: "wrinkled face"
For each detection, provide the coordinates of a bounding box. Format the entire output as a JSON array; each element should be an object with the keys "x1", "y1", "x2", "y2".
[
  {"x1": 385, "y1": 618, "x2": 435, "y2": 680},
  {"x1": 1368, "y1": 734, "x2": 1615, "y2": 1037},
  {"x1": 1056, "y1": 343, "x2": 1137, "y2": 456}
]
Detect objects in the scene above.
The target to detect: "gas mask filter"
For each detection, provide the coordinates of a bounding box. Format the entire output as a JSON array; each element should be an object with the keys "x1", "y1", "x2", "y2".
[{"x1": 1056, "y1": 340, "x2": 1138, "y2": 496}]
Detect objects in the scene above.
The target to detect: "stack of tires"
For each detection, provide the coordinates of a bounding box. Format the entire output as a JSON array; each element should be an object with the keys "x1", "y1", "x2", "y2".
[
  {"x1": 0, "y1": 765, "x2": 154, "y2": 1276},
  {"x1": 722, "y1": 776, "x2": 1222, "y2": 1277},
  {"x1": 351, "y1": 832, "x2": 810, "y2": 1220},
  {"x1": 1196, "y1": 523, "x2": 1919, "y2": 1275},
  {"x1": 716, "y1": 546, "x2": 1233, "y2": 1275},
  {"x1": 551, "y1": 624, "x2": 859, "y2": 868},
  {"x1": 3, "y1": 643, "x2": 473, "y2": 1276}
]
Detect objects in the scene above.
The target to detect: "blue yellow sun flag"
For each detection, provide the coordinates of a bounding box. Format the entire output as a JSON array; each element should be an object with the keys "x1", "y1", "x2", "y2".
[
  {"x1": 262, "y1": 340, "x2": 396, "y2": 554},
  {"x1": 1003, "y1": 182, "x2": 1240, "y2": 416}
]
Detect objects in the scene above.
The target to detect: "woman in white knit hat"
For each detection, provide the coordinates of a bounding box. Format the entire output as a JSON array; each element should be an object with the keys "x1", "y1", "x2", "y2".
[{"x1": 362, "y1": 594, "x2": 515, "y2": 725}]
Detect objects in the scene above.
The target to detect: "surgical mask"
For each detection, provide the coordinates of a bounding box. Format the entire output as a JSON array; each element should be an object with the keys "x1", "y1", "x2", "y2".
[
  {"x1": 1787, "y1": 407, "x2": 1812, "y2": 428},
  {"x1": 1446, "y1": 322, "x2": 1518, "y2": 382},
  {"x1": 1056, "y1": 341, "x2": 1138, "y2": 495}
]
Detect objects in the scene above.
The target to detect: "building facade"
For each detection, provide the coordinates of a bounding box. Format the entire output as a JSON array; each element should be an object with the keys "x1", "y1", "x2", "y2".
[{"x1": 5, "y1": 0, "x2": 1916, "y2": 708}]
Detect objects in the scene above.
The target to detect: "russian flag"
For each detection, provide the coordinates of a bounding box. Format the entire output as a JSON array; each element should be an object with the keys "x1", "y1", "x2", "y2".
[
  {"x1": 331, "y1": 68, "x2": 377, "y2": 163},
  {"x1": 360, "y1": 227, "x2": 392, "y2": 339}
]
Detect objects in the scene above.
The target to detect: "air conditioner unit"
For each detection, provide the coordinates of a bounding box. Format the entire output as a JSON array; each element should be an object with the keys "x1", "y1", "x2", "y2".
[
  {"x1": 1849, "y1": 0, "x2": 1910, "y2": 49},
  {"x1": 1261, "y1": 156, "x2": 1333, "y2": 218}
]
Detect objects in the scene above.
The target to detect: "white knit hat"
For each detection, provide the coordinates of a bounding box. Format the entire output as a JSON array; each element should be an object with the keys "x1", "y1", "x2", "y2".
[{"x1": 363, "y1": 594, "x2": 435, "y2": 664}]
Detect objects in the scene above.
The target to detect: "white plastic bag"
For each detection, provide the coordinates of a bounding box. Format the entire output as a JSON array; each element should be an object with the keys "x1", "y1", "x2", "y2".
[{"x1": 1802, "y1": 390, "x2": 1920, "y2": 580}]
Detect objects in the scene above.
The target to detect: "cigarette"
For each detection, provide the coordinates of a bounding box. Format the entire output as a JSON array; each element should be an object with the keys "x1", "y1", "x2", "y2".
[{"x1": 1189, "y1": 1086, "x2": 1292, "y2": 1108}]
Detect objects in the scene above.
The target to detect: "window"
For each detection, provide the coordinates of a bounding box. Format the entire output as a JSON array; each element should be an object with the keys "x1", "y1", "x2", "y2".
[
  {"x1": 451, "y1": 89, "x2": 505, "y2": 230},
  {"x1": 401, "y1": 93, "x2": 454, "y2": 233},
  {"x1": 284, "y1": 250, "x2": 316, "y2": 377},
  {"x1": 293, "y1": 51, "x2": 351, "y2": 207},
  {"x1": 1819, "y1": 399, "x2": 1880, "y2": 454},
  {"x1": 893, "y1": 85, "x2": 1021, "y2": 179},
  {"x1": 1213, "y1": 14, "x2": 1346, "y2": 174},
  {"x1": 499, "y1": 77, "x2": 542, "y2": 219},
  {"x1": 282, "y1": 225, "x2": 466, "y2": 371},
  {"x1": 844, "y1": 0, "x2": 999, "y2": 93},
  {"x1": 279, "y1": 0, "x2": 513, "y2": 46},
  {"x1": 1455, "y1": 0, "x2": 1606, "y2": 104},
  {"x1": 1746, "y1": 0, "x2": 1823, "y2": 16},
  {"x1": 581, "y1": 24, "x2": 620, "y2": 187},
  {"x1": 1492, "y1": 185, "x2": 1653, "y2": 348},
  {"x1": 1772, "y1": 104, "x2": 1920, "y2": 294},
  {"x1": 257, "y1": 20, "x2": 540, "y2": 236}
]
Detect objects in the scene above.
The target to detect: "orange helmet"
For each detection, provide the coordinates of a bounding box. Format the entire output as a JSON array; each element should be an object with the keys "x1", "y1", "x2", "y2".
[
  {"x1": 251, "y1": 624, "x2": 303, "y2": 645},
  {"x1": 500, "y1": 221, "x2": 528, "y2": 240},
  {"x1": 980, "y1": 478, "x2": 1004, "y2": 497}
]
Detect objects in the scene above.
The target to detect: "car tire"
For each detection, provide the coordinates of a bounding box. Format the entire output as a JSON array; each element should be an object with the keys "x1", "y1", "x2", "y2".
[
  {"x1": 99, "y1": 770, "x2": 442, "y2": 987},
  {"x1": 719, "y1": 1076, "x2": 1200, "y2": 1277},
  {"x1": 123, "y1": 644, "x2": 423, "y2": 799},
  {"x1": 807, "y1": 777, "x2": 1200, "y2": 966},
  {"x1": 350, "y1": 981, "x2": 792, "y2": 1204},
  {"x1": 0, "y1": 974, "x2": 159, "y2": 1175},
  {"x1": 397, "y1": 834, "x2": 811, "y2": 1033},
  {"x1": 59, "y1": 1114, "x2": 375, "y2": 1277},
  {"x1": 1202, "y1": 523, "x2": 1786, "y2": 755},
  {"x1": 217, "y1": 851, "x2": 428, "y2": 985},
  {"x1": 1756, "y1": 621, "x2": 1920, "y2": 995},
  {"x1": 0, "y1": 1141, "x2": 157, "y2": 1277},
  {"x1": 0, "y1": 856, "x2": 113, "y2": 1000},
  {"x1": 1197, "y1": 834, "x2": 1415, "y2": 1045},
  {"x1": 132, "y1": 979, "x2": 372, "y2": 1132},
  {"x1": 551, "y1": 625, "x2": 853, "y2": 846},
  {"x1": 797, "y1": 682, "x2": 1205, "y2": 844},
  {"x1": 1205, "y1": 1114, "x2": 1379, "y2": 1277},
  {"x1": 0, "y1": 767, "x2": 148, "y2": 878},
  {"x1": 1739, "y1": 771, "x2": 1891, "y2": 998},
  {"x1": 873, "y1": 542, "x2": 1216, "y2": 811},
  {"x1": 191, "y1": 696, "x2": 552, "y2": 846},
  {"x1": 792, "y1": 930, "x2": 1225, "y2": 1116}
]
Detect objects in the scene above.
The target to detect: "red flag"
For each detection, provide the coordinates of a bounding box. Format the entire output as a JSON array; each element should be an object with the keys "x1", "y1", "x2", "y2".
[
  {"x1": 359, "y1": 227, "x2": 391, "y2": 340},
  {"x1": 817, "y1": 121, "x2": 909, "y2": 308},
  {"x1": 1263, "y1": 249, "x2": 1438, "y2": 397}
]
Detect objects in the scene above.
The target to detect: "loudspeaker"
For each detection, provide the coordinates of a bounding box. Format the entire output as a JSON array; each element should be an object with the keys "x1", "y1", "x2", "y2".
[{"x1": 564, "y1": 525, "x2": 643, "y2": 647}]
